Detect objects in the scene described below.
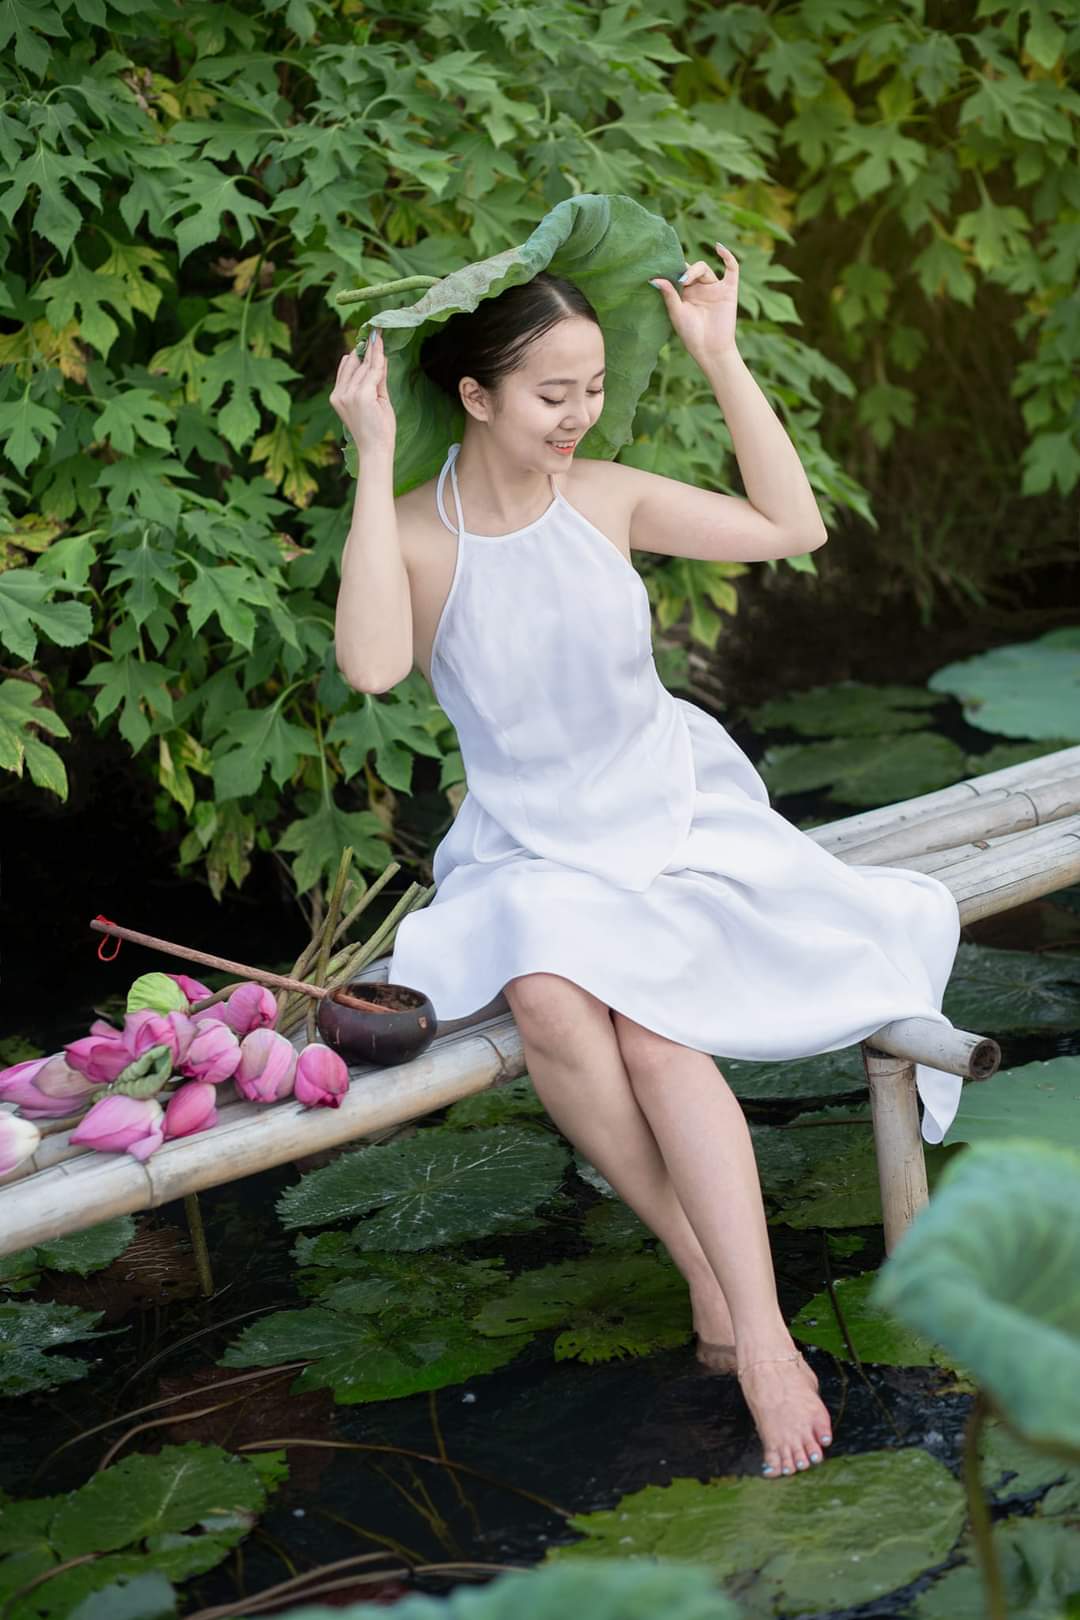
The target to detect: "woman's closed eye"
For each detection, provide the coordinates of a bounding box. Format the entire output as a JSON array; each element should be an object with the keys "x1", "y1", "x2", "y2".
[{"x1": 542, "y1": 390, "x2": 605, "y2": 405}]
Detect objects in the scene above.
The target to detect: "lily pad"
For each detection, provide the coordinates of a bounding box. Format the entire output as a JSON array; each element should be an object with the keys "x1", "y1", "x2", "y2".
[
  {"x1": 276, "y1": 1562, "x2": 740, "y2": 1619},
  {"x1": 0, "y1": 1217, "x2": 137, "y2": 1289},
  {"x1": 966, "y1": 738, "x2": 1077, "y2": 777},
  {"x1": 791, "y1": 1270, "x2": 959, "y2": 1369},
  {"x1": 758, "y1": 732, "x2": 968, "y2": 807},
  {"x1": 928, "y1": 627, "x2": 1080, "y2": 740},
  {"x1": 353, "y1": 193, "x2": 685, "y2": 498},
  {"x1": 720, "y1": 1046, "x2": 868, "y2": 1102},
  {"x1": 276, "y1": 1124, "x2": 570, "y2": 1249},
  {"x1": 474, "y1": 1253, "x2": 692, "y2": 1364},
  {"x1": 771, "y1": 1108, "x2": 962, "y2": 1229},
  {"x1": 871, "y1": 1139, "x2": 1080, "y2": 1459},
  {"x1": 444, "y1": 1076, "x2": 547, "y2": 1128},
  {"x1": 942, "y1": 943, "x2": 1080, "y2": 1034},
  {"x1": 979, "y1": 1417, "x2": 1077, "y2": 1506},
  {"x1": 583, "y1": 1200, "x2": 652, "y2": 1252},
  {"x1": 948, "y1": 1056, "x2": 1080, "y2": 1147},
  {"x1": 292, "y1": 1244, "x2": 508, "y2": 1306},
  {"x1": 545, "y1": 1449, "x2": 967, "y2": 1616},
  {"x1": 0, "y1": 1301, "x2": 110, "y2": 1396},
  {"x1": 745, "y1": 681, "x2": 939, "y2": 737},
  {"x1": 912, "y1": 1517, "x2": 1080, "y2": 1620}
]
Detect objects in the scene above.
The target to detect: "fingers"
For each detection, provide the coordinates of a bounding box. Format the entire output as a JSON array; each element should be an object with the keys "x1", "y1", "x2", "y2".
[{"x1": 675, "y1": 245, "x2": 739, "y2": 288}]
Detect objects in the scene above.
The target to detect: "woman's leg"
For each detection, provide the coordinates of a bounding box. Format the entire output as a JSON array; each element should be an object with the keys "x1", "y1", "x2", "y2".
[
  {"x1": 611, "y1": 1010, "x2": 833, "y2": 1478},
  {"x1": 503, "y1": 973, "x2": 736, "y2": 1359}
]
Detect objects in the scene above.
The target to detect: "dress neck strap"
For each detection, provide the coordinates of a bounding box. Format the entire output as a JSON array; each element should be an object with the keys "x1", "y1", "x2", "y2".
[{"x1": 434, "y1": 442, "x2": 559, "y2": 540}]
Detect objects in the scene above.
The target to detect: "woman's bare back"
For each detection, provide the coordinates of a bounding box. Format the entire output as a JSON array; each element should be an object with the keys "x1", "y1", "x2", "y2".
[{"x1": 396, "y1": 456, "x2": 637, "y2": 689}]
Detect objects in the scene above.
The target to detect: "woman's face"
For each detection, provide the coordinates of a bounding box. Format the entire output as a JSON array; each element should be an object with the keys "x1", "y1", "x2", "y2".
[{"x1": 466, "y1": 315, "x2": 606, "y2": 468}]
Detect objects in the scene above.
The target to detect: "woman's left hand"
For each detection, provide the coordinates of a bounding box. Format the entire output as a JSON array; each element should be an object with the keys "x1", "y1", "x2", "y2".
[{"x1": 649, "y1": 243, "x2": 739, "y2": 364}]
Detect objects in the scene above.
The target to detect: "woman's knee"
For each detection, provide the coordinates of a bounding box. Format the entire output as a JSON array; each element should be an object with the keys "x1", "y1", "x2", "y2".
[
  {"x1": 611, "y1": 1010, "x2": 679, "y2": 1085},
  {"x1": 504, "y1": 972, "x2": 610, "y2": 1052}
]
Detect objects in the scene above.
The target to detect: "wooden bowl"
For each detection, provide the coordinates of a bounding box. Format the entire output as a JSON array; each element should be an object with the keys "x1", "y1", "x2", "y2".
[{"x1": 316, "y1": 979, "x2": 438, "y2": 1068}]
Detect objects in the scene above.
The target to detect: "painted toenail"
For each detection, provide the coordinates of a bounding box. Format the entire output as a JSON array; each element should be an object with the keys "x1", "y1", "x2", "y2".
[
  {"x1": 762, "y1": 1465, "x2": 776, "y2": 1475},
  {"x1": 797, "y1": 1460, "x2": 808, "y2": 1470},
  {"x1": 810, "y1": 1452, "x2": 821, "y2": 1462},
  {"x1": 782, "y1": 1466, "x2": 792, "y2": 1475},
  {"x1": 822, "y1": 1435, "x2": 832, "y2": 1445}
]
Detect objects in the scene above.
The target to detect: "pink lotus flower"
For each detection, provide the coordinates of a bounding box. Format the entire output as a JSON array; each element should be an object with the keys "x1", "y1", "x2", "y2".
[
  {"x1": 0, "y1": 1054, "x2": 97, "y2": 1118},
  {"x1": 235, "y1": 1028, "x2": 296, "y2": 1103},
  {"x1": 201, "y1": 982, "x2": 278, "y2": 1040},
  {"x1": 0, "y1": 1110, "x2": 41, "y2": 1175},
  {"x1": 163, "y1": 1081, "x2": 218, "y2": 1139},
  {"x1": 178, "y1": 1020, "x2": 241, "y2": 1085},
  {"x1": 166, "y1": 972, "x2": 213, "y2": 1005},
  {"x1": 294, "y1": 1044, "x2": 349, "y2": 1109},
  {"x1": 70, "y1": 1095, "x2": 165, "y2": 1161},
  {"x1": 66, "y1": 1010, "x2": 195, "y2": 1082}
]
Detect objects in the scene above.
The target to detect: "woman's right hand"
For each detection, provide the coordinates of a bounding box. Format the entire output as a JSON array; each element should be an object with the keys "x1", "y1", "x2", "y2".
[{"x1": 330, "y1": 329, "x2": 397, "y2": 459}]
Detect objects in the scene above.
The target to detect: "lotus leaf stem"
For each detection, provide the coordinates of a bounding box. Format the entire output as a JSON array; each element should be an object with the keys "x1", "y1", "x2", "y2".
[
  {"x1": 308, "y1": 846, "x2": 354, "y2": 1045},
  {"x1": 184, "y1": 1193, "x2": 214, "y2": 1298},
  {"x1": 335, "y1": 275, "x2": 440, "y2": 306},
  {"x1": 963, "y1": 1392, "x2": 1007, "y2": 1620}
]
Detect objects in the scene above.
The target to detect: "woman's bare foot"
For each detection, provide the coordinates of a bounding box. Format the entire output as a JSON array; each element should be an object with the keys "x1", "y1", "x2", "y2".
[
  {"x1": 736, "y1": 1348, "x2": 832, "y2": 1477},
  {"x1": 690, "y1": 1278, "x2": 738, "y2": 1373}
]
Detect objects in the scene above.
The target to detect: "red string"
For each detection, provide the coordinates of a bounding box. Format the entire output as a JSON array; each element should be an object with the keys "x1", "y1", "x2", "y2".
[{"x1": 94, "y1": 914, "x2": 122, "y2": 961}]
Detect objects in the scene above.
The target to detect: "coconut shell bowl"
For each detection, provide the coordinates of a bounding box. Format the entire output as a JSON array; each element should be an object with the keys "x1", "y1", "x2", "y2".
[{"x1": 315, "y1": 979, "x2": 438, "y2": 1068}]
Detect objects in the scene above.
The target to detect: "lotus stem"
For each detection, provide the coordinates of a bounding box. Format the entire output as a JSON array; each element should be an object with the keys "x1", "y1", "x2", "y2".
[
  {"x1": 308, "y1": 847, "x2": 353, "y2": 1046},
  {"x1": 184, "y1": 1193, "x2": 214, "y2": 1298},
  {"x1": 277, "y1": 862, "x2": 402, "y2": 1029},
  {"x1": 962, "y1": 1392, "x2": 1008, "y2": 1620},
  {"x1": 335, "y1": 275, "x2": 439, "y2": 306}
]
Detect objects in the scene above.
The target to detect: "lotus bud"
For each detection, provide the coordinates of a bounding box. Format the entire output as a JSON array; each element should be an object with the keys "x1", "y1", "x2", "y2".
[
  {"x1": 179, "y1": 1020, "x2": 241, "y2": 1085},
  {"x1": 294, "y1": 1044, "x2": 349, "y2": 1109},
  {"x1": 70, "y1": 1095, "x2": 165, "y2": 1161},
  {"x1": 0, "y1": 1054, "x2": 97, "y2": 1118},
  {"x1": 163, "y1": 1081, "x2": 218, "y2": 1139},
  {"x1": 123, "y1": 1009, "x2": 189, "y2": 1063},
  {"x1": 65, "y1": 1026, "x2": 133, "y2": 1084},
  {"x1": 235, "y1": 1028, "x2": 297, "y2": 1103},
  {"x1": 166, "y1": 973, "x2": 213, "y2": 1005},
  {"x1": 0, "y1": 1109, "x2": 42, "y2": 1174},
  {"x1": 203, "y1": 982, "x2": 278, "y2": 1039}
]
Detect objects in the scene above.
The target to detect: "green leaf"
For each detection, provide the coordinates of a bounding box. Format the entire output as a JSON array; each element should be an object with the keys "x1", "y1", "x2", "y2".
[
  {"x1": 39, "y1": 251, "x2": 132, "y2": 359},
  {"x1": 83, "y1": 653, "x2": 176, "y2": 752},
  {"x1": 0, "y1": 677, "x2": 70, "y2": 800},
  {"x1": 0, "y1": 392, "x2": 62, "y2": 475},
  {"x1": 942, "y1": 944, "x2": 1080, "y2": 1034},
  {"x1": 791, "y1": 1269, "x2": 959, "y2": 1370},
  {"x1": 106, "y1": 536, "x2": 181, "y2": 627},
  {"x1": 720, "y1": 1046, "x2": 868, "y2": 1102},
  {"x1": 276, "y1": 796, "x2": 391, "y2": 894},
  {"x1": 745, "y1": 681, "x2": 939, "y2": 737},
  {"x1": 547, "y1": 1450, "x2": 967, "y2": 1614},
  {"x1": 0, "y1": 569, "x2": 91, "y2": 662},
  {"x1": 475, "y1": 1253, "x2": 691, "y2": 1363},
  {"x1": 444, "y1": 1076, "x2": 547, "y2": 1128},
  {"x1": 912, "y1": 1518, "x2": 1080, "y2": 1620},
  {"x1": 758, "y1": 732, "x2": 968, "y2": 807},
  {"x1": 0, "y1": 1301, "x2": 108, "y2": 1396},
  {"x1": 872, "y1": 1140, "x2": 1080, "y2": 1460},
  {"x1": 93, "y1": 388, "x2": 174, "y2": 455},
  {"x1": 67, "y1": 1571, "x2": 176, "y2": 1620},
  {"x1": 184, "y1": 563, "x2": 270, "y2": 650},
  {"x1": 771, "y1": 1106, "x2": 960, "y2": 1229},
  {"x1": 164, "y1": 173, "x2": 273, "y2": 264},
  {"x1": 928, "y1": 628, "x2": 1080, "y2": 741},
  {"x1": 946, "y1": 1056, "x2": 1080, "y2": 1149},
  {"x1": 277, "y1": 1124, "x2": 570, "y2": 1247},
  {"x1": 327, "y1": 694, "x2": 443, "y2": 793},
  {"x1": 212, "y1": 703, "x2": 317, "y2": 799},
  {"x1": 126, "y1": 972, "x2": 191, "y2": 1014},
  {"x1": 32, "y1": 1218, "x2": 137, "y2": 1278}
]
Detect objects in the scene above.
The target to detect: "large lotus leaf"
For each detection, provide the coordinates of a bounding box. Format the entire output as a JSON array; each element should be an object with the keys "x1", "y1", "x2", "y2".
[
  {"x1": 720, "y1": 1046, "x2": 868, "y2": 1102},
  {"x1": 0, "y1": 1217, "x2": 138, "y2": 1289},
  {"x1": 769, "y1": 1108, "x2": 961, "y2": 1229},
  {"x1": 444, "y1": 1075, "x2": 547, "y2": 1128},
  {"x1": 220, "y1": 1302, "x2": 529, "y2": 1404},
  {"x1": 291, "y1": 1244, "x2": 508, "y2": 1306},
  {"x1": 966, "y1": 738, "x2": 1077, "y2": 777},
  {"x1": 273, "y1": 1562, "x2": 740, "y2": 1620},
  {"x1": 345, "y1": 194, "x2": 686, "y2": 497},
  {"x1": 0, "y1": 1445, "x2": 284, "y2": 1620},
  {"x1": 0, "y1": 1301, "x2": 109, "y2": 1396},
  {"x1": 979, "y1": 1416, "x2": 1079, "y2": 1507},
  {"x1": 912, "y1": 1518, "x2": 1080, "y2": 1620},
  {"x1": 758, "y1": 733, "x2": 967, "y2": 806},
  {"x1": 947, "y1": 1056, "x2": 1080, "y2": 1147},
  {"x1": 942, "y1": 943, "x2": 1080, "y2": 1034},
  {"x1": 746, "y1": 681, "x2": 939, "y2": 737},
  {"x1": 791, "y1": 1269, "x2": 960, "y2": 1369},
  {"x1": 871, "y1": 1139, "x2": 1080, "y2": 1459},
  {"x1": 276, "y1": 1124, "x2": 569, "y2": 1249},
  {"x1": 66, "y1": 1572, "x2": 176, "y2": 1620},
  {"x1": 928, "y1": 628, "x2": 1080, "y2": 740},
  {"x1": 545, "y1": 1449, "x2": 966, "y2": 1616},
  {"x1": 583, "y1": 1199, "x2": 653, "y2": 1252},
  {"x1": 473, "y1": 1252, "x2": 692, "y2": 1364}
]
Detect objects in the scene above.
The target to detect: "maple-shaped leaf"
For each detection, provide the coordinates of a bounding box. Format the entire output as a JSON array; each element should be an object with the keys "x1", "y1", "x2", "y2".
[
  {"x1": 250, "y1": 417, "x2": 335, "y2": 507},
  {"x1": 184, "y1": 562, "x2": 270, "y2": 649},
  {"x1": 327, "y1": 694, "x2": 443, "y2": 792},
  {"x1": 94, "y1": 236, "x2": 171, "y2": 321},
  {"x1": 0, "y1": 145, "x2": 104, "y2": 259},
  {"x1": 38, "y1": 250, "x2": 132, "y2": 357},
  {"x1": 106, "y1": 534, "x2": 181, "y2": 626},
  {"x1": 0, "y1": 568, "x2": 91, "y2": 661},
  {"x1": 474, "y1": 1253, "x2": 691, "y2": 1364},
  {"x1": 93, "y1": 388, "x2": 174, "y2": 455},
  {"x1": 276, "y1": 794, "x2": 391, "y2": 893},
  {"x1": 0, "y1": 676, "x2": 70, "y2": 798},
  {"x1": 95, "y1": 452, "x2": 196, "y2": 526},
  {"x1": 211, "y1": 701, "x2": 317, "y2": 799},
  {"x1": 83, "y1": 651, "x2": 177, "y2": 752},
  {"x1": 163, "y1": 169, "x2": 273, "y2": 263},
  {"x1": 0, "y1": 390, "x2": 62, "y2": 476},
  {"x1": 196, "y1": 343, "x2": 299, "y2": 451}
]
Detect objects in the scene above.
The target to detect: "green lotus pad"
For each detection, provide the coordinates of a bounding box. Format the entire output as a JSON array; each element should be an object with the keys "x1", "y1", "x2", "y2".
[
  {"x1": 545, "y1": 1449, "x2": 966, "y2": 1617},
  {"x1": 872, "y1": 1139, "x2": 1080, "y2": 1460},
  {"x1": 911, "y1": 1518, "x2": 1080, "y2": 1620},
  {"x1": 942, "y1": 943, "x2": 1080, "y2": 1035},
  {"x1": 928, "y1": 627, "x2": 1080, "y2": 741},
  {"x1": 746, "y1": 681, "x2": 940, "y2": 737},
  {"x1": 791, "y1": 1269, "x2": 962, "y2": 1370},
  {"x1": 339, "y1": 193, "x2": 686, "y2": 497},
  {"x1": 947, "y1": 1055, "x2": 1080, "y2": 1147}
]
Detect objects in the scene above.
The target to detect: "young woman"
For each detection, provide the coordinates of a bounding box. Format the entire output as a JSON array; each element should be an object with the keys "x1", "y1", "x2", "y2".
[{"x1": 330, "y1": 246, "x2": 961, "y2": 1482}]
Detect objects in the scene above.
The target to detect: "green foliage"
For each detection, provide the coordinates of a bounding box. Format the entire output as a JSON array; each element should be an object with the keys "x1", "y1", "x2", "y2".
[
  {"x1": 942, "y1": 943, "x2": 1080, "y2": 1035},
  {"x1": 0, "y1": 1301, "x2": 111, "y2": 1395},
  {"x1": 546, "y1": 1450, "x2": 967, "y2": 1616},
  {"x1": 929, "y1": 629, "x2": 1080, "y2": 741},
  {"x1": 745, "y1": 682, "x2": 940, "y2": 737},
  {"x1": 273, "y1": 1562, "x2": 740, "y2": 1620},
  {"x1": 0, "y1": 1443, "x2": 285, "y2": 1620},
  {"x1": 769, "y1": 1106, "x2": 960, "y2": 1229},
  {"x1": 719, "y1": 1046, "x2": 867, "y2": 1102},
  {"x1": 0, "y1": 676, "x2": 70, "y2": 798},
  {"x1": 791, "y1": 1270, "x2": 959, "y2": 1371},
  {"x1": 4, "y1": 1, "x2": 1074, "y2": 892},
  {"x1": 911, "y1": 1518, "x2": 1080, "y2": 1620},
  {"x1": 758, "y1": 732, "x2": 968, "y2": 807},
  {"x1": 944, "y1": 1056, "x2": 1080, "y2": 1147},
  {"x1": 443, "y1": 1076, "x2": 547, "y2": 1128},
  {"x1": 872, "y1": 1140, "x2": 1080, "y2": 1460},
  {"x1": 0, "y1": 1217, "x2": 137, "y2": 1292}
]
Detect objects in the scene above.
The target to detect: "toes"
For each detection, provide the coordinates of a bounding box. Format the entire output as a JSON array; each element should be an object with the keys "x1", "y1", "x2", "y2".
[
  {"x1": 792, "y1": 1448, "x2": 811, "y2": 1471},
  {"x1": 762, "y1": 1447, "x2": 781, "y2": 1479}
]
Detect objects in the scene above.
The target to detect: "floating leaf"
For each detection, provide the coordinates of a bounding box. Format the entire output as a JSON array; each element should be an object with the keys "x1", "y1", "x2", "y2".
[
  {"x1": 928, "y1": 628, "x2": 1080, "y2": 740},
  {"x1": 942, "y1": 943, "x2": 1080, "y2": 1034},
  {"x1": 546, "y1": 1450, "x2": 966, "y2": 1615},
  {"x1": 291, "y1": 1246, "x2": 509, "y2": 1308},
  {"x1": 474, "y1": 1253, "x2": 692, "y2": 1364},
  {"x1": 791, "y1": 1270, "x2": 959, "y2": 1369},
  {"x1": 746, "y1": 681, "x2": 939, "y2": 737},
  {"x1": 0, "y1": 1302, "x2": 110, "y2": 1396},
  {"x1": 1, "y1": 1218, "x2": 138, "y2": 1287},
  {"x1": 277, "y1": 1125, "x2": 570, "y2": 1249},
  {"x1": 771, "y1": 1107, "x2": 961, "y2": 1229},
  {"x1": 444, "y1": 1076, "x2": 547, "y2": 1128},
  {"x1": 912, "y1": 1518, "x2": 1080, "y2": 1620},
  {"x1": 978, "y1": 1417, "x2": 1077, "y2": 1507},
  {"x1": 967, "y1": 738, "x2": 1076, "y2": 777},
  {"x1": 67, "y1": 1571, "x2": 176, "y2": 1620},
  {"x1": 947, "y1": 1056, "x2": 1080, "y2": 1147},
  {"x1": 757, "y1": 732, "x2": 967, "y2": 807},
  {"x1": 872, "y1": 1140, "x2": 1080, "y2": 1459},
  {"x1": 720, "y1": 1046, "x2": 868, "y2": 1102},
  {"x1": 583, "y1": 1200, "x2": 652, "y2": 1252}
]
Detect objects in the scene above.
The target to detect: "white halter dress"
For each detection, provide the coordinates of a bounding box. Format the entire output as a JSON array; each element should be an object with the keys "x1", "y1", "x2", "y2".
[{"x1": 389, "y1": 443, "x2": 964, "y2": 1143}]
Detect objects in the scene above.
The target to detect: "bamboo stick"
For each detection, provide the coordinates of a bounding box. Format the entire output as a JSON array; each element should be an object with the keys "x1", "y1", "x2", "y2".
[
  {"x1": 835, "y1": 775, "x2": 1080, "y2": 867},
  {"x1": 862, "y1": 1047, "x2": 929, "y2": 1255}
]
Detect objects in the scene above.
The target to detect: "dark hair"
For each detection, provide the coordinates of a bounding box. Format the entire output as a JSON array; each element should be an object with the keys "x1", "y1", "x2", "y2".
[{"x1": 417, "y1": 272, "x2": 601, "y2": 407}]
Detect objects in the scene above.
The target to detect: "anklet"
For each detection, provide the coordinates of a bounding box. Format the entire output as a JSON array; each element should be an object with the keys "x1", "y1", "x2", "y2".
[{"x1": 736, "y1": 1350, "x2": 803, "y2": 1377}]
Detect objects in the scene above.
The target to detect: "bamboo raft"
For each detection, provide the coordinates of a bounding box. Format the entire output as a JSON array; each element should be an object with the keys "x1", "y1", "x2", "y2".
[{"x1": 3, "y1": 745, "x2": 1079, "y2": 1258}]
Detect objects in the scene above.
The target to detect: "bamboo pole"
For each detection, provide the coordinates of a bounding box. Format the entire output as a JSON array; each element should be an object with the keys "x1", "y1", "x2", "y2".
[
  {"x1": 862, "y1": 1047, "x2": 930, "y2": 1255},
  {"x1": 835, "y1": 775, "x2": 1080, "y2": 867}
]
